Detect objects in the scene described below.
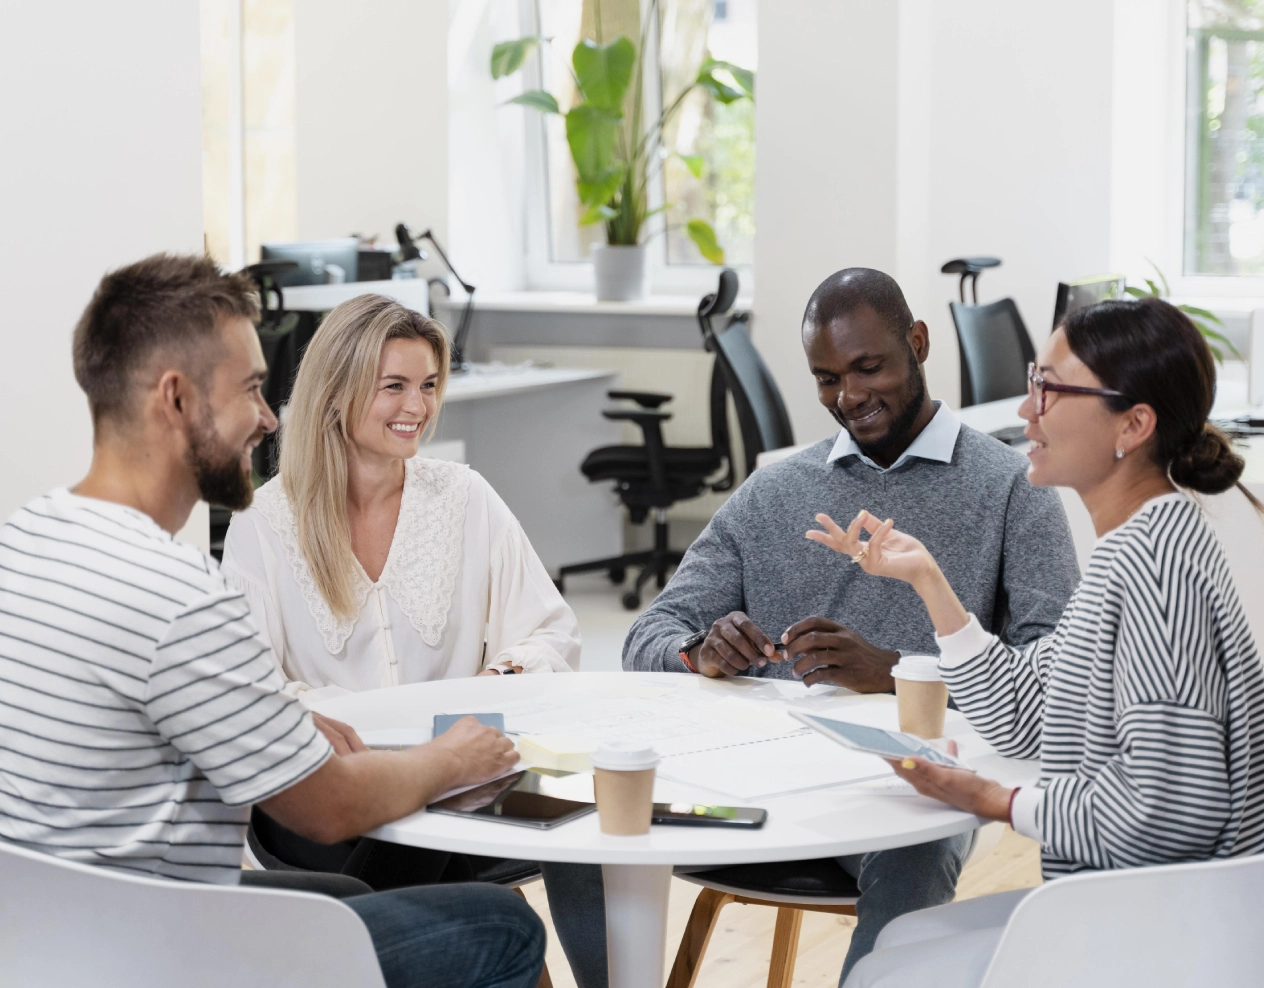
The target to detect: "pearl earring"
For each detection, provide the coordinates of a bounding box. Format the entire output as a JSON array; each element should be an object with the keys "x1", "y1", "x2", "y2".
[{"x1": 1115, "y1": 449, "x2": 1125, "y2": 460}]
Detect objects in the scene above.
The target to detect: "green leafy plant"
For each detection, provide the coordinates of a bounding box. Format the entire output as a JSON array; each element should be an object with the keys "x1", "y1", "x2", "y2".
[
  {"x1": 491, "y1": 0, "x2": 753, "y2": 264},
  {"x1": 1125, "y1": 261, "x2": 1243, "y2": 362}
]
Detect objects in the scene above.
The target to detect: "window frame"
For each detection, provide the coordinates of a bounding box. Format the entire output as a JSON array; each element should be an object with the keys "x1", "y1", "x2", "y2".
[
  {"x1": 1175, "y1": 0, "x2": 1264, "y2": 294},
  {"x1": 519, "y1": 0, "x2": 755, "y2": 296}
]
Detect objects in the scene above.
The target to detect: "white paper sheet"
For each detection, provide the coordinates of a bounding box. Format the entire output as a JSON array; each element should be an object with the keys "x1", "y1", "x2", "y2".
[
  {"x1": 656, "y1": 733, "x2": 892, "y2": 800},
  {"x1": 498, "y1": 690, "x2": 806, "y2": 758}
]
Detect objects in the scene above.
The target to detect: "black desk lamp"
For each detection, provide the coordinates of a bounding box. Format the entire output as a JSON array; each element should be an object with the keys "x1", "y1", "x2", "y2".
[{"x1": 396, "y1": 223, "x2": 475, "y2": 370}]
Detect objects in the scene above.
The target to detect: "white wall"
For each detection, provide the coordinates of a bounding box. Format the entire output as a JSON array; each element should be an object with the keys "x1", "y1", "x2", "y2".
[
  {"x1": 0, "y1": 2, "x2": 206, "y2": 538},
  {"x1": 293, "y1": 0, "x2": 448, "y2": 244},
  {"x1": 753, "y1": 0, "x2": 902, "y2": 444},
  {"x1": 754, "y1": 0, "x2": 1118, "y2": 443}
]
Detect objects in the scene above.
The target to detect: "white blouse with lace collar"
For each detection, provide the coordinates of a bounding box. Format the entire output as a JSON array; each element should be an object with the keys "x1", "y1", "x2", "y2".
[{"x1": 220, "y1": 457, "x2": 578, "y2": 705}]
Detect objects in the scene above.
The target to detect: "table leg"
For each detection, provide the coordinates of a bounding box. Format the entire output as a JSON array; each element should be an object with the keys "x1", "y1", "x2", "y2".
[{"x1": 602, "y1": 863, "x2": 673, "y2": 988}]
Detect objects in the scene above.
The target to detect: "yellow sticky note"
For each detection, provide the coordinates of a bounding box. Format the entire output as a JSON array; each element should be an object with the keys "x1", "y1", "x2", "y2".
[{"x1": 516, "y1": 734, "x2": 597, "y2": 772}]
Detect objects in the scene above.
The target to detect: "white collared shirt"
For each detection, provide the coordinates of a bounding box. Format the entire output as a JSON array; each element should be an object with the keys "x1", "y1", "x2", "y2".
[{"x1": 825, "y1": 400, "x2": 961, "y2": 473}]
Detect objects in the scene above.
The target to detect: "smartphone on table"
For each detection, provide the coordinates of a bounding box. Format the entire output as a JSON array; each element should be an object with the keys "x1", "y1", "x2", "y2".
[{"x1": 651, "y1": 803, "x2": 767, "y2": 828}]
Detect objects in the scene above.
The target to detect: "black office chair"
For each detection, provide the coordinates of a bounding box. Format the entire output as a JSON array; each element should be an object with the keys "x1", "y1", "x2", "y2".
[
  {"x1": 942, "y1": 257, "x2": 1036, "y2": 409},
  {"x1": 555, "y1": 269, "x2": 794, "y2": 609}
]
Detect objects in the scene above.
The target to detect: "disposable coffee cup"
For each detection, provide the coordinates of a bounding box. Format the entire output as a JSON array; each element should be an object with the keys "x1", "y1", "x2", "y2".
[
  {"x1": 891, "y1": 655, "x2": 949, "y2": 739},
  {"x1": 590, "y1": 743, "x2": 660, "y2": 836}
]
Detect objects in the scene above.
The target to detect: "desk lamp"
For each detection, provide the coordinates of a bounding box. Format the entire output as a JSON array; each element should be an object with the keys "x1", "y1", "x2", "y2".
[{"x1": 395, "y1": 223, "x2": 475, "y2": 371}]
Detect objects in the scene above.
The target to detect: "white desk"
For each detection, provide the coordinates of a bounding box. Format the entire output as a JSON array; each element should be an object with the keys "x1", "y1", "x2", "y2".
[
  {"x1": 280, "y1": 279, "x2": 430, "y2": 313},
  {"x1": 316, "y1": 671, "x2": 1037, "y2": 988},
  {"x1": 425, "y1": 364, "x2": 623, "y2": 575}
]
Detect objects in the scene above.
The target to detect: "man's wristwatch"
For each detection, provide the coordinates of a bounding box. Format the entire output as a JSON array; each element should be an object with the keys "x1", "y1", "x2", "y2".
[{"x1": 677, "y1": 629, "x2": 708, "y2": 673}]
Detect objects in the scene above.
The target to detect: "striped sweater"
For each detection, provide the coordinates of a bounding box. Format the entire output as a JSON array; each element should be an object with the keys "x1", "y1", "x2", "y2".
[
  {"x1": 938, "y1": 493, "x2": 1264, "y2": 879},
  {"x1": 0, "y1": 490, "x2": 331, "y2": 883}
]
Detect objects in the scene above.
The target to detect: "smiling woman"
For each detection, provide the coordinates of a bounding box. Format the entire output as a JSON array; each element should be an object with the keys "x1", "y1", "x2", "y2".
[
  {"x1": 809, "y1": 297, "x2": 1264, "y2": 988},
  {"x1": 216, "y1": 294, "x2": 600, "y2": 980}
]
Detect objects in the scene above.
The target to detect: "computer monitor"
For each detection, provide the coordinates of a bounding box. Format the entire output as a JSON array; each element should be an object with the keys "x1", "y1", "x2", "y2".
[
  {"x1": 1052, "y1": 274, "x2": 1126, "y2": 329},
  {"x1": 260, "y1": 238, "x2": 359, "y2": 287}
]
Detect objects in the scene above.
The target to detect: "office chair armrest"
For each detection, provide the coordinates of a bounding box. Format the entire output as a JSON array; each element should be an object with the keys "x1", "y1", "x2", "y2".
[
  {"x1": 607, "y1": 390, "x2": 673, "y2": 408},
  {"x1": 602, "y1": 410, "x2": 671, "y2": 497},
  {"x1": 602, "y1": 409, "x2": 672, "y2": 423}
]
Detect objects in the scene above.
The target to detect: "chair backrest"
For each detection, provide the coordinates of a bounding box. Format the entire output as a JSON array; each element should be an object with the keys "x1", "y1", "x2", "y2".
[
  {"x1": 980, "y1": 854, "x2": 1264, "y2": 988},
  {"x1": 0, "y1": 839, "x2": 385, "y2": 988},
  {"x1": 948, "y1": 298, "x2": 1035, "y2": 407},
  {"x1": 710, "y1": 318, "x2": 796, "y2": 474}
]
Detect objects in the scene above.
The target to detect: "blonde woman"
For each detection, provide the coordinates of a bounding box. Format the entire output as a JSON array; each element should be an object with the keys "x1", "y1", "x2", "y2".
[
  {"x1": 222, "y1": 295, "x2": 608, "y2": 988},
  {"x1": 223, "y1": 294, "x2": 577, "y2": 700}
]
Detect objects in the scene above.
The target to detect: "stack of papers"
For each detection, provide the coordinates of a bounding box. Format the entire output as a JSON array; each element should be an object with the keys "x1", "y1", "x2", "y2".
[{"x1": 495, "y1": 683, "x2": 891, "y2": 800}]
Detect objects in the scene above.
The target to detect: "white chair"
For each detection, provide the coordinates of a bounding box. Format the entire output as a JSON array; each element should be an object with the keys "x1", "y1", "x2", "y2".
[
  {"x1": 0, "y1": 839, "x2": 386, "y2": 988},
  {"x1": 980, "y1": 852, "x2": 1264, "y2": 987}
]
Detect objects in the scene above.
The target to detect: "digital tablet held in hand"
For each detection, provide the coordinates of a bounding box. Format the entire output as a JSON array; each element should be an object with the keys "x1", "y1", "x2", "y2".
[
  {"x1": 790, "y1": 712, "x2": 968, "y2": 769},
  {"x1": 428, "y1": 767, "x2": 596, "y2": 830}
]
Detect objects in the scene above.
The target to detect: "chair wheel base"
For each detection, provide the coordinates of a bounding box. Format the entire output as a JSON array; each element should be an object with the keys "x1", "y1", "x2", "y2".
[
  {"x1": 621, "y1": 592, "x2": 641, "y2": 610},
  {"x1": 609, "y1": 567, "x2": 626, "y2": 584}
]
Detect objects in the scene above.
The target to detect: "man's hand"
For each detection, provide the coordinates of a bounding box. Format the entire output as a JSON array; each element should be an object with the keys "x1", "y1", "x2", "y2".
[
  {"x1": 311, "y1": 712, "x2": 367, "y2": 755},
  {"x1": 426, "y1": 715, "x2": 518, "y2": 790},
  {"x1": 694, "y1": 611, "x2": 778, "y2": 678},
  {"x1": 782, "y1": 617, "x2": 899, "y2": 692}
]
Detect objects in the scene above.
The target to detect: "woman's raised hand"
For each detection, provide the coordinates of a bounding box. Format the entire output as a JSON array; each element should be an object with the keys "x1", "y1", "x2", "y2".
[{"x1": 806, "y1": 510, "x2": 936, "y2": 587}]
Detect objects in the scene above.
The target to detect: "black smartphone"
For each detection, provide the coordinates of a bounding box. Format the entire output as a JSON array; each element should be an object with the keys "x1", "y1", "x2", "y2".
[{"x1": 651, "y1": 802, "x2": 767, "y2": 828}]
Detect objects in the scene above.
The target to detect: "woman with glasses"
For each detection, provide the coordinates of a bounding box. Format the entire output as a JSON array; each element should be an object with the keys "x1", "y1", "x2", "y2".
[{"x1": 808, "y1": 297, "x2": 1264, "y2": 988}]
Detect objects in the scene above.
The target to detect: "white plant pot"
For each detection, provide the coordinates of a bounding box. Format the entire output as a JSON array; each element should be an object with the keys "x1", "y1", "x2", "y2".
[{"x1": 592, "y1": 244, "x2": 648, "y2": 302}]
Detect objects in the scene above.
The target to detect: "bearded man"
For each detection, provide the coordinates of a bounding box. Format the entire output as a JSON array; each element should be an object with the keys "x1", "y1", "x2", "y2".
[
  {"x1": 0, "y1": 254, "x2": 545, "y2": 988},
  {"x1": 621, "y1": 267, "x2": 1081, "y2": 983}
]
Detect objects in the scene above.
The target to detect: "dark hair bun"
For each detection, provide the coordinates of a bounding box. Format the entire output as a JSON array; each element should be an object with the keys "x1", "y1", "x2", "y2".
[{"x1": 1169, "y1": 425, "x2": 1244, "y2": 495}]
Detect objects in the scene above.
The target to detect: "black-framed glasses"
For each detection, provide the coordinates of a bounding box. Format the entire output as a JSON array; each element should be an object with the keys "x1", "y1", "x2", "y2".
[{"x1": 1027, "y1": 363, "x2": 1133, "y2": 416}]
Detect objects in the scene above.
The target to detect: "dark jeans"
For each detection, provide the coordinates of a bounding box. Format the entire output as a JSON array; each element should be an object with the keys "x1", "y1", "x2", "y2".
[
  {"x1": 253, "y1": 809, "x2": 608, "y2": 988},
  {"x1": 243, "y1": 870, "x2": 545, "y2": 988}
]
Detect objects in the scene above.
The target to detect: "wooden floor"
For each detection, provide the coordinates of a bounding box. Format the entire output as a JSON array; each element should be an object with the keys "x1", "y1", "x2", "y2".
[{"x1": 520, "y1": 827, "x2": 1043, "y2": 988}]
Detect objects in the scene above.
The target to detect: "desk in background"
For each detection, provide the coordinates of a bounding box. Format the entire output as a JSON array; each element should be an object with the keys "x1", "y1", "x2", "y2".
[{"x1": 424, "y1": 364, "x2": 622, "y2": 574}]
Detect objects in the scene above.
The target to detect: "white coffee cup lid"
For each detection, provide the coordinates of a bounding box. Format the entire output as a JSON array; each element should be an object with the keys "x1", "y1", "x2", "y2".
[
  {"x1": 590, "y1": 742, "x2": 660, "y2": 771},
  {"x1": 891, "y1": 655, "x2": 943, "y2": 682}
]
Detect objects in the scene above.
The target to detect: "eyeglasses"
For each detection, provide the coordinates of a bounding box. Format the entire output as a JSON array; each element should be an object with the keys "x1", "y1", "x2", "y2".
[{"x1": 1026, "y1": 363, "x2": 1133, "y2": 416}]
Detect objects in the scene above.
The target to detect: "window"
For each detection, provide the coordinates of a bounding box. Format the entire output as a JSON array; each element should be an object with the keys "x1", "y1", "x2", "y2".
[
  {"x1": 1185, "y1": 1, "x2": 1264, "y2": 275},
  {"x1": 525, "y1": 0, "x2": 756, "y2": 289},
  {"x1": 199, "y1": 0, "x2": 297, "y2": 269}
]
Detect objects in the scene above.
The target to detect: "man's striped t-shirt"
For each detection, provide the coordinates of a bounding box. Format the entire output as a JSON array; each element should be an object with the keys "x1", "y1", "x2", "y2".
[{"x1": 0, "y1": 489, "x2": 332, "y2": 884}]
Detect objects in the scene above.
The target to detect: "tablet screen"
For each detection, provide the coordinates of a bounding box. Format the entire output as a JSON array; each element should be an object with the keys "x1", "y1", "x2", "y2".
[
  {"x1": 428, "y1": 768, "x2": 596, "y2": 829},
  {"x1": 799, "y1": 715, "x2": 962, "y2": 767}
]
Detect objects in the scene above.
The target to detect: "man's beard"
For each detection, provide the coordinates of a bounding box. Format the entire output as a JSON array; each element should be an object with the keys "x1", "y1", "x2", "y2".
[
  {"x1": 841, "y1": 346, "x2": 928, "y2": 462},
  {"x1": 186, "y1": 412, "x2": 256, "y2": 512}
]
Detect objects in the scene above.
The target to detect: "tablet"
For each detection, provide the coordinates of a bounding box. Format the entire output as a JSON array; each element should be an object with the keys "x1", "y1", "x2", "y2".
[
  {"x1": 427, "y1": 767, "x2": 596, "y2": 830},
  {"x1": 790, "y1": 712, "x2": 967, "y2": 769}
]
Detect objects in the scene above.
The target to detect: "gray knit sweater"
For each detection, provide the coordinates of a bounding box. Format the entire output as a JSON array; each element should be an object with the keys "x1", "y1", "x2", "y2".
[{"x1": 623, "y1": 427, "x2": 1080, "y2": 675}]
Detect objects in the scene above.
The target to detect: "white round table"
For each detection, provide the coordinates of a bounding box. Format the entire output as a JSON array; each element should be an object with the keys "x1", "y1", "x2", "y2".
[{"x1": 316, "y1": 671, "x2": 1037, "y2": 988}]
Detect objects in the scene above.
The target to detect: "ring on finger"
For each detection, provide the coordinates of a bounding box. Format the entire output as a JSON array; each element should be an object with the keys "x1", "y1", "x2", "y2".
[{"x1": 850, "y1": 546, "x2": 869, "y2": 564}]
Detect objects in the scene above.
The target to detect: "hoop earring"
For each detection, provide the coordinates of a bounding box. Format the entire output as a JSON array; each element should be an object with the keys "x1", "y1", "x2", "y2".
[{"x1": 1115, "y1": 449, "x2": 1125, "y2": 460}]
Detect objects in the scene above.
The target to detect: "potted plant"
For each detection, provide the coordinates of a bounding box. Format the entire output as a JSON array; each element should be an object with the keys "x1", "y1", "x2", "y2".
[
  {"x1": 491, "y1": 0, "x2": 754, "y2": 300},
  {"x1": 1125, "y1": 262, "x2": 1243, "y2": 362}
]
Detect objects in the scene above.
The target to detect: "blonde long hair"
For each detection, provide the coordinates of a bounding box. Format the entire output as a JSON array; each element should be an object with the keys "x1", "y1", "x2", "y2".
[{"x1": 279, "y1": 294, "x2": 450, "y2": 620}]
